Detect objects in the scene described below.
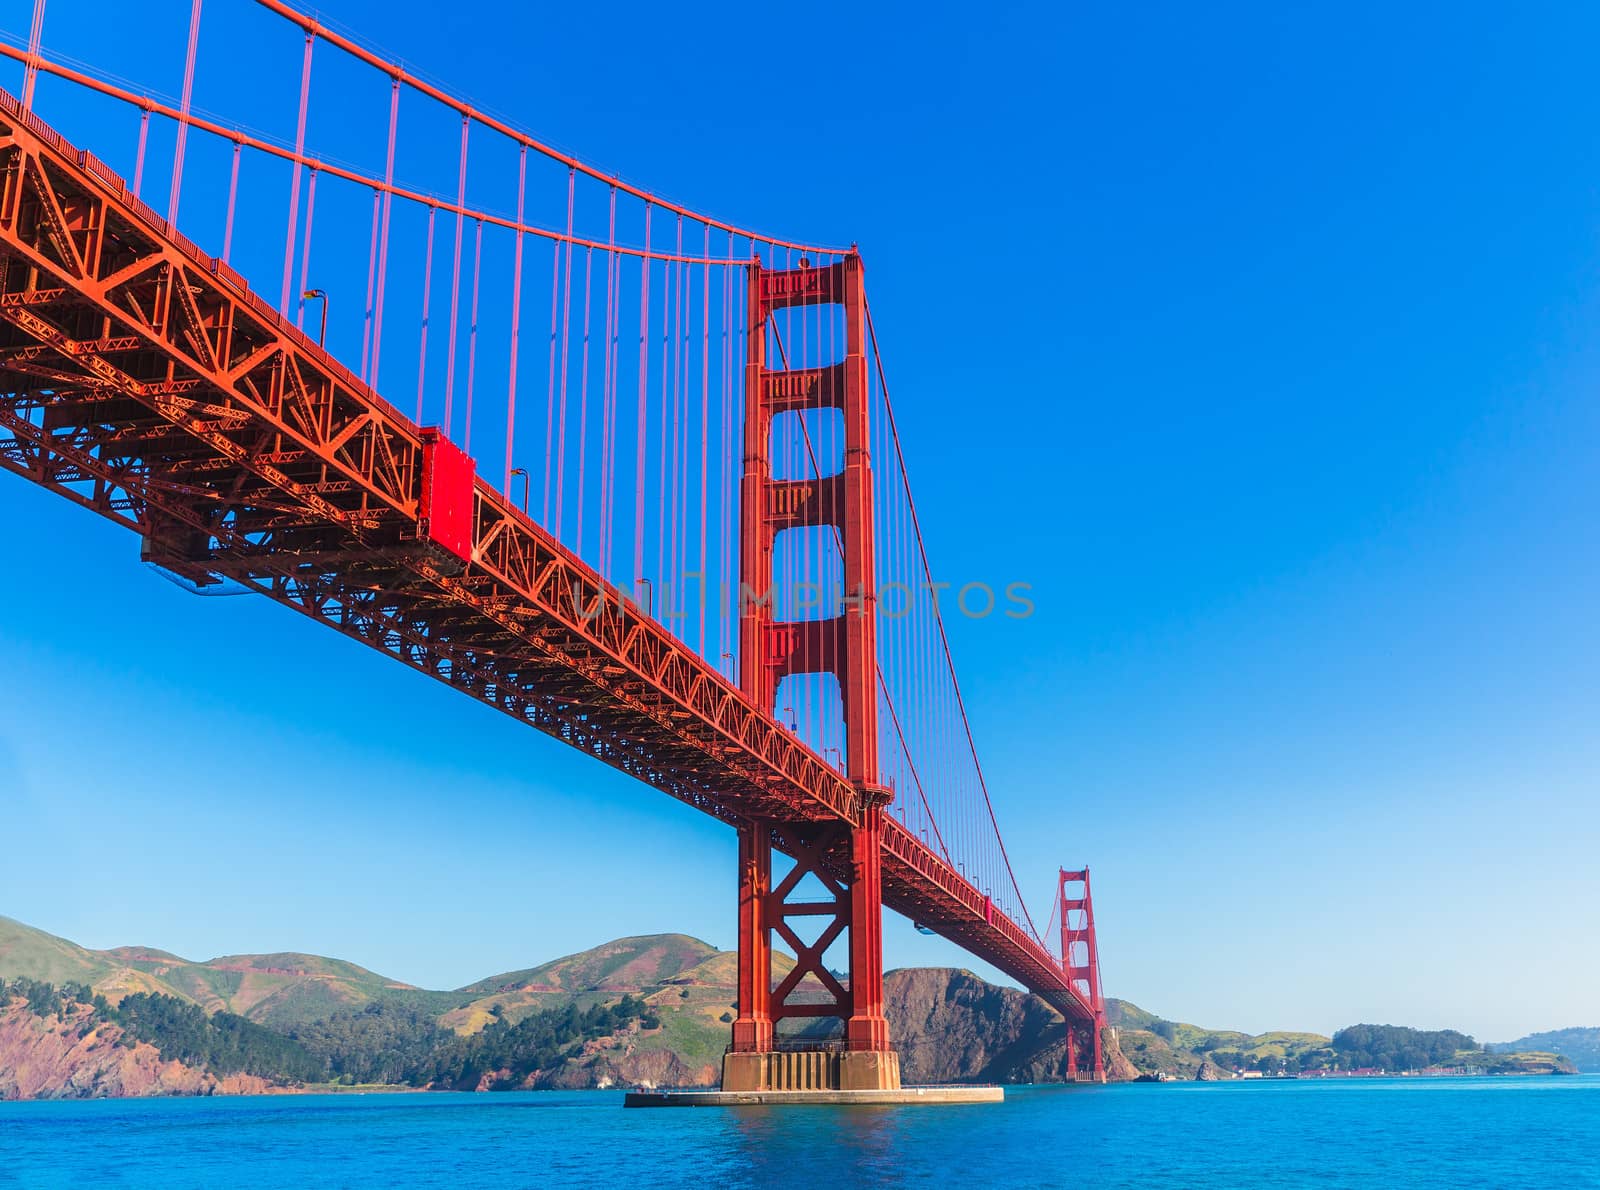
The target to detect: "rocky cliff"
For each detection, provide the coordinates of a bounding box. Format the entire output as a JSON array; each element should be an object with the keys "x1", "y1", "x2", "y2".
[
  {"x1": 20, "y1": 916, "x2": 1566, "y2": 1096},
  {"x1": 0, "y1": 999, "x2": 271, "y2": 1100},
  {"x1": 536, "y1": 1042, "x2": 718, "y2": 1091},
  {"x1": 0, "y1": 916, "x2": 1147, "y2": 1096},
  {"x1": 887, "y1": 967, "x2": 1137, "y2": 1084}
]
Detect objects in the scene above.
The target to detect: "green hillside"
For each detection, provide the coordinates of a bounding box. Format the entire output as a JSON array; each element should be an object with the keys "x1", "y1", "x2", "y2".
[
  {"x1": 0, "y1": 916, "x2": 463, "y2": 1029},
  {"x1": 437, "y1": 934, "x2": 816, "y2": 1067},
  {"x1": 0, "y1": 917, "x2": 784, "y2": 1061},
  {"x1": 1108, "y1": 1001, "x2": 1578, "y2": 1077},
  {"x1": 0, "y1": 917, "x2": 121, "y2": 988},
  {"x1": 3, "y1": 914, "x2": 1582, "y2": 1094},
  {"x1": 442, "y1": 934, "x2": 722, "y2": 1034},
  {"x1": 1107, "y1": 996, "x2": 1334, "y2": 1075},
  {"x1": 626, "y1": 949, "x2": 806, "y2": 1070},
  {"x1": 1496, "y1": 1028, "x2": 1600, "y2": 1072},
  {"x1": 0, "y1": 921, "x2": 812, "y2": 1087},
  {"x1": 461, "y1": 933, "x2": 718, "y2": 997}
]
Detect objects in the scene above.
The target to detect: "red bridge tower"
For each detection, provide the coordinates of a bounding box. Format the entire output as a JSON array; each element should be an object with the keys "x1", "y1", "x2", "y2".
[
  {"x1": 723, "y1": 253, "x2": 900, "y2": 1093},
  {"x1": 1059, "y1": 867, "x2": 1108, "y2": 1082}
]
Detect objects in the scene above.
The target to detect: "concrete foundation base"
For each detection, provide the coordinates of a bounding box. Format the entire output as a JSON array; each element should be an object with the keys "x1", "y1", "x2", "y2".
[
  {"x1": 624, "y1": 1085, "x2": 1004, "y2": 1107},
  {"x1": 839, "y1": 1050, "x2": 899, "y2": 1090},
  {"x1": 720, "y1": 1048, "x2": 902, "y2": 1092}
]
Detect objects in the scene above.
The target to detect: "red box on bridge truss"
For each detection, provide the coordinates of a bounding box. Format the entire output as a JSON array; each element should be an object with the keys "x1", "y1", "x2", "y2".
[{"x1": 420, "y1": 429, "x2": 476, "y2": 565}]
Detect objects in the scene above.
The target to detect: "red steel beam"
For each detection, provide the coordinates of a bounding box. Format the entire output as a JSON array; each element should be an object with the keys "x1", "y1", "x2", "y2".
[
  {"x1": 0, "y1": 92, "x2": 1094, "y2": 1025},
  {"x1": 0, "y1": 91, "x2": 854, "y2": 830}
]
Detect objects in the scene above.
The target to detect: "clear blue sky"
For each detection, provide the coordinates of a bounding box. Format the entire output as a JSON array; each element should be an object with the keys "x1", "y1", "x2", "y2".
[{"x1": 2, "y1": 0, "x2": 1597, "y2": 1044}]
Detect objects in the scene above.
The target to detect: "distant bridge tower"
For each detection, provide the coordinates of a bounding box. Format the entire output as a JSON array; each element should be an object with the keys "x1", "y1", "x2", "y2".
[
  {"x1": 723, "y1": 252, "x2": 900, "y2": 1093},
  {"x1": 1059, "y1": 867, "x2": 1107, "y2": 1082}
]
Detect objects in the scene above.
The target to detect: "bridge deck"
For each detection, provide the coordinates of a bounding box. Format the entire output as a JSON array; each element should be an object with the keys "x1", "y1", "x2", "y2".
[{"x1": 0, "y1": 91, "x2": 1092, "y2": 1024}]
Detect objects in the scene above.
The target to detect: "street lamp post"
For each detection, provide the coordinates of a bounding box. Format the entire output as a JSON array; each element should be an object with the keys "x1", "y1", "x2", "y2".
[{"x1": 301, "y1": 289, "x2": 328, "y2": 347}]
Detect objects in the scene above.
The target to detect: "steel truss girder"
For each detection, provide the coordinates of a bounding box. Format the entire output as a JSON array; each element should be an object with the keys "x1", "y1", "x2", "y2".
[
  {"x1": 0, "y1": 93, "x2": 1096, "y2": 1025},
  {"x1": 0, "y1": 95, "x2": 858, "y2": 828}
]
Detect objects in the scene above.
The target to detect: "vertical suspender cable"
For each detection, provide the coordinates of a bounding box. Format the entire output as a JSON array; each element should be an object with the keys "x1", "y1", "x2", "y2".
[
  {"x1": 720, "y1": 233, "x2": 734, "y2": 673},
  {"x1": 868, "y1": 304, "x2": 1046, "y2": 942},
  {"x1": 574, "y1": 245, "x2": 593, "y2": 551},
  {"x1": 279, "y1": 33, "x2": 313, "y2": 315},
  {"x1": 543, "y1": 182, "x2": 564, "y2": 526},
  {"x1": 656, "y1": 229, "x2": 672, "y2": 603},
  {"x1": 415, "y1": 204, "x2": 436, "y2": 422},
  {"x1": 633, "y1": 204, "x2": 652, "y2": 593},
  {"x1": 369, "y1": 77, "x2": 400, "y2": 388},
  {"x1": 680, "y1": 227, "x2": 693, "y2": 626},
  {"x1": 442, "y1": 115, "x2": 470, "y2": 437},
  {"x1": 295, "y1": 169, "x2": 318, "y2": 328},
  {"x1": 221, "y1": 142, "x2": 240, "y2": 264},
  {"x1": 669, "y1": 216, "x2": 685, "y2": 628},
  {"x1": 20, "y1": 0, "x2": 46, "y2": 110},
  {"x1": 772, "y1": 296, "x2": 946, "y2": 851},
  {"x1": 699, "y1": 224, "x2": 711, "y2": 656},
  {"x1": 554, "y1": 169, "x2": 576, "y2": 537},
  {"x1": 463, "y1": 218, "x2": 483, "y2": 452},
  {"x1": 166, "y1": 0, "x2": 203, "y2": 225},
  {"x1": 599, "y1": 186, "x2": 617, "y2": 575},
  {"x1": 132, "y1": 107, "x2": 150, "y2": 197},
  {"x1": 611, "y1": 235, "x2": 623, "y2": 572},
  {"x1": 358, "y1": 188, "x2": 379, "y2": 368},
  {"x1": 657, "y1": 227, "x2": 672, "y2": 605},
  {"x1": 503, "y1": 147, "x2": 527, "y2": 493},
  {"x1": 733, "y1": 244, "x2": 745, "y2": 670}
]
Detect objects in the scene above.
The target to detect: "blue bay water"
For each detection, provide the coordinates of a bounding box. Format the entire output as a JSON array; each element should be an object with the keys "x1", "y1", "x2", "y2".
[{"x1": 2, "y1": 1077, "x2": 1597, "y2": 1188}]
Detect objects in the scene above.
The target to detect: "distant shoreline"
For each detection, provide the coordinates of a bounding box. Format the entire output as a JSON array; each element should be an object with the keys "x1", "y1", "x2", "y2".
[{"x1": 0, "y1": 916, "x2": 1587, "y2": 1100}]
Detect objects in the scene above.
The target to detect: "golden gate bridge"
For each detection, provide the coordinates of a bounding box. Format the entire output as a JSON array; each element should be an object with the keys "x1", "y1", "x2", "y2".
[{"x1": 0, "y1": 0, "x2": 1104, "y2": 1092}]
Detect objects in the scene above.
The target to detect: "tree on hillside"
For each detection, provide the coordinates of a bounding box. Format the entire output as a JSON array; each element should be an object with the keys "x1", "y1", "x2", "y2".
[{"x1": 1331, "y1": 1025, "x2": 1476, "y2": 1071}]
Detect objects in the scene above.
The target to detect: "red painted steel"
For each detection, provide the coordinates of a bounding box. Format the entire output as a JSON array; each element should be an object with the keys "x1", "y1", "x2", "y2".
[
  {"x1": 419, "y1": 430, "x2": 476, "y2": 566},
  {"x1": 0, "y1": 94, "x2": 855, "y2": 827},
  {"x1": 1060, "y1": 867, "x2": 1107, "y2": 1078},
  {"x1": 0, "y1": 90, "x2": 1101, "y2": 1052},
  {"x1": 164, "y1": 0, "x2": 202, "y2": 226},
  {"x1": 731, "y1": 821, "x2": 773, "y2": 1052},
  {"x1": 368, "y1": 77, "x2": 400, "y2": 388},
  {"x1": 733, "y1": 257, "x2": 893, "y2": 1054}
]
